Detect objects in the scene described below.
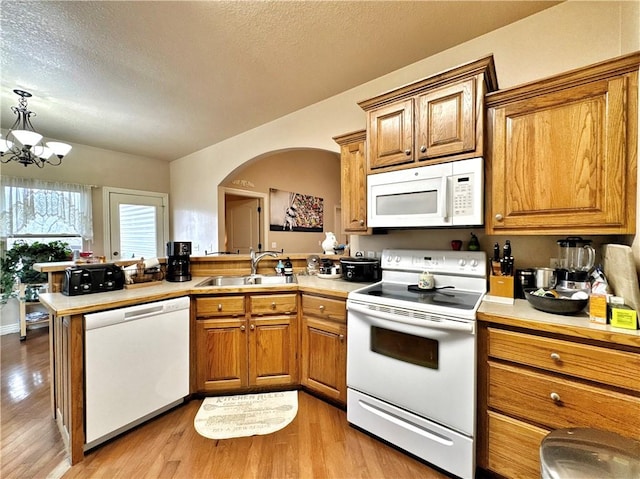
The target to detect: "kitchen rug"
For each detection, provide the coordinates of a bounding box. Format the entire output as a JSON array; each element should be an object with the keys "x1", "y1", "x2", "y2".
[{"x1": 194, "y1": 391, "x2": 298, "y2": 440}]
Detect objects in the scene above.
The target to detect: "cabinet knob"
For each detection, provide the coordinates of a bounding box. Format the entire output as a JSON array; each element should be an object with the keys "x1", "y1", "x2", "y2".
[
  {"x1": 404, "y1": 149, "x2": 411, "y2": 156},
  {"x1": 319, "y1": 305, "x2": 325, "y2": 311},
  {"x1": 240, "y1": 324, "x2": 246, "y2": 331},
  {"x1": 495, "y1": 213, "x2": 504, "y2": 221},
  {"x1": 271, "y1": 302, "x2": 276, "y2": 309},
  {"x1": 339, "y1": 334, "x2": 345, "y2": 342},
  {"x1": 359, "y1": 219, "x2": 365, "y2": 226},
  {"x1": 217, "y1": 304, "x2": 223, "y2": 312},
  {"x1": 550, "y1": 352, "x2": 561, "y2": 361},
  {"x1": 420, "y1": 145, "x2": 426, "y2": 153},
  {"x1": 550, "y1": 392, "x2": 561, "y2": 402},
  {"x1": 250, "y1": 324, "x2": 255, "y2": 331}
]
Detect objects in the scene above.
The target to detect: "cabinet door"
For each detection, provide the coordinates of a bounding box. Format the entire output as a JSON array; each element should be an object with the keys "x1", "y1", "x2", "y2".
[
  {"x1": 487, "y1": 411, "x2": 548, "y2": 479},
  {"x1": 487, "y1": 74, "x2": 637, "y2": 234},
  {"x1": 249, "y1": 315, "x2": 297, "y2": 387},
  {"x1": 337, "y1": 132, "x2": 369, "y2": 233},
  {"x1": 416, "y1": 78, "x2": 475, "y2": 160},
  {"x1": 196, "y1": 317, "x2": 248, "y2": 392},
  {"x1": 367, "y1": 99, "x2": 414, "y2": 171},
  {"x1": 300, "y1": 315, "x2": 347, "y2": 404}
]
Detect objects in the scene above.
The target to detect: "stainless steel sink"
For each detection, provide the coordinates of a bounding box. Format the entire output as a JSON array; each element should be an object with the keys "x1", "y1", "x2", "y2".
[{"x1": 195, "y1": 274, "x2": 296, "y2": 287}]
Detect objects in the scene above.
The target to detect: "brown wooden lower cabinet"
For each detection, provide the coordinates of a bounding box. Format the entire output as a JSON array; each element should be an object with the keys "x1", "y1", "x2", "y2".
[
  {"x1": 195, "y1": 293, "x2": 298, "y2": 393},
  {"x1": 477, "y1": 321, "x2": 640, "y2": 479},
  {"x1": 300, "y1": 293, "x2": 347, "y2": 405}
]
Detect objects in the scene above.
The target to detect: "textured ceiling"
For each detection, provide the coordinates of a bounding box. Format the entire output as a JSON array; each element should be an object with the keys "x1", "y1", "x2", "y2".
[{"x1": 1, "y1": 1, "x2": 558, "y2": 161}]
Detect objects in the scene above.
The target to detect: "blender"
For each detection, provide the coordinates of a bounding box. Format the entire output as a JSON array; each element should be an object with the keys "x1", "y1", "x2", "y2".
[{"x1": 555, "y1": 237, "x2": 595, "y2": 293}]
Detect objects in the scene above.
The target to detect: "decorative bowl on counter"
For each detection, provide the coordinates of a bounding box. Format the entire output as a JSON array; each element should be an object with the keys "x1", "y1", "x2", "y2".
[{"x1": 524, "y1": 288, "x2": 589, "y2": 315}]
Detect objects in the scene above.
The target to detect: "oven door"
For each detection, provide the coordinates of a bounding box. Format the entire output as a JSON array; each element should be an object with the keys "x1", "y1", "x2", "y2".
[{"x1": 346, "y1": 299, "x2": 476, "y2": 436}]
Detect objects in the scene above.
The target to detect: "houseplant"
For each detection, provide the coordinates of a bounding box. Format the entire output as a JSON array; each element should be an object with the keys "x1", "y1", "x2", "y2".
[{"x1": 0, "y1": 240, "x2": 72, "y2": 302}]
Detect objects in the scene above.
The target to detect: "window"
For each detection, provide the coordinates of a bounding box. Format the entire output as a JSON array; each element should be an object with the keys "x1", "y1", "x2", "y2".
[
  {"x1": 103, "y1": 188, "x2": 168, "y2": 259},
  {"x1": 0, "y1": 176, "x2": 93, "y2": 253}
]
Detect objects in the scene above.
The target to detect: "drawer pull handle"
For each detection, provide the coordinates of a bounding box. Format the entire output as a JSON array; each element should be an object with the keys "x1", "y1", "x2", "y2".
[
  {"x1": 550, "y1": 392, "x2": 561, "y2": 402},
  {"x1": 218, "y1": 304, "x2": 223, "y2": 311},
  {"x1": 550, "y1": 352, "x2": 561, "y2": 361},
  {"x1": 319, "y1": 305, "x2": 325, "y2": 311},
  {"x1": 271, "y1": 302, "x2": 276, "y2": 309}
]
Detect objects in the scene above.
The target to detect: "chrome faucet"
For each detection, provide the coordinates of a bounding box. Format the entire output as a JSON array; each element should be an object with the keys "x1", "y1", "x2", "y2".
[{"x1": 250, "y1": 248, "x2": 279, "y2": 276}]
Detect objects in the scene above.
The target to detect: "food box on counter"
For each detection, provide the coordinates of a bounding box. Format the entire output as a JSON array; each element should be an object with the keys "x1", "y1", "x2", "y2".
[
  {"x1": 610, "y1": 303, "x2": 639, "y2": 330},
  {"x1": 589, "y1": 294, "x2": 608, "y2": 324}
]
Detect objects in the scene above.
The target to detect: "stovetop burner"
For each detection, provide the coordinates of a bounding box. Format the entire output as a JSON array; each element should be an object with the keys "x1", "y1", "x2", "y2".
[{"x1": 364, "y1": 282, "x2": 480, "y2": 310}]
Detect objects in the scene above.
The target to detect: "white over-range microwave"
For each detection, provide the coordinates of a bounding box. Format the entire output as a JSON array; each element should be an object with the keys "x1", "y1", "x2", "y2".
[{"x1": 367, "y1": 157, "x2": 484, "y2": 228}]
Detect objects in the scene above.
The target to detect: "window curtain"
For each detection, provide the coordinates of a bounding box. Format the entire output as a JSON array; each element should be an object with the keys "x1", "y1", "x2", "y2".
[{"x1": 0, "y1": 176, "x2": 94, "y2": 240}]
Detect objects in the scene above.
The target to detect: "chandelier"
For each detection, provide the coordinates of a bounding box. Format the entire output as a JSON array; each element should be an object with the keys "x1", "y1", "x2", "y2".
[{"x1": 1, "y1": 89, "x2": 72, "y2": 168}]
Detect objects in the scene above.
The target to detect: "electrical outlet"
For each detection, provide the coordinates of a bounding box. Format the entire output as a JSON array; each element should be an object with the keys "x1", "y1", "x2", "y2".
[
  {"x1": 366, "y1": 251, "x2": 376, "y2": 258},
  {"x1": 271, "y1": 242, "x2": 277, "y2": 249}
]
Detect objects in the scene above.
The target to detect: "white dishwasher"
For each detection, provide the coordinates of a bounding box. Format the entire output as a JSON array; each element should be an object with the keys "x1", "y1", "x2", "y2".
[{"x1": 84, "y1": 296, "x2": 190, "y2": 450}]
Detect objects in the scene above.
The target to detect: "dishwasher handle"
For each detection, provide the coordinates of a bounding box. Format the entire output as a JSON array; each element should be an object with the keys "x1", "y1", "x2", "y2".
[{"x1": 85, "y1": 296, "x2": 190, "y2": 331}]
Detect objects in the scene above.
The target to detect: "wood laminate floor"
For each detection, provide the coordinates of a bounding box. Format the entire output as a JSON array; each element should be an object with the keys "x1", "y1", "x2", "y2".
[{"x1": 1, "y1": 327, "x2": 452, "y2": 479}]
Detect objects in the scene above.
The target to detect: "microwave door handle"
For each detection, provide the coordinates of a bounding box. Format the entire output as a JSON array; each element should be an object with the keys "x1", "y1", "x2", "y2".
[{"x1": 438, "y1": 176, "x2": 448, "y2": 218}]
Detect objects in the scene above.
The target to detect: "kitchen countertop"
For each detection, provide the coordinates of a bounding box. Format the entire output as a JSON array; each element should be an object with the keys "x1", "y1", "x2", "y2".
[
  {"x1": 479, "y1": 298, "x2": 640, "y2": 348},
  {"x1": 37, "y1": 275, "x2": 369, "y2": 317}
]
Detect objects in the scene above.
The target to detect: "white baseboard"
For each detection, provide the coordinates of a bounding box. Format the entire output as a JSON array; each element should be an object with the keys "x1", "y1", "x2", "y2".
[{"x1": 1, "y1": 323, "x2": 20, "y2": 335}]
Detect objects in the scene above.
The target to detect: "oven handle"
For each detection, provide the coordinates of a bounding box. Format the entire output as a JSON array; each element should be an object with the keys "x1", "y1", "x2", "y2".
[{"x1": 347, "y1": 301, "x2": 475, "y2": 333}]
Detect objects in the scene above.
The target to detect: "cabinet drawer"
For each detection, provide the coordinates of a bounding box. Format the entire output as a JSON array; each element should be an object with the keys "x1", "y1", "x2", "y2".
[
  {"x1": 250, "y1": 294, "x2": 297, "y2": 315},
  {"x1": 301, "y1": 295, "x2": 346, "y2": 322},
  {"x1": 196, "y1": 296, "x2": 245, "y2": 317},
  {"x1": 487, "y1": 411, "x2": 549, "y2": 479},
  {"x1": 488, "y1": 328, "x2": 640, "y2": 392},
  {"x1": 488, "y1": 361, "x2": 640, "y2": 440}
]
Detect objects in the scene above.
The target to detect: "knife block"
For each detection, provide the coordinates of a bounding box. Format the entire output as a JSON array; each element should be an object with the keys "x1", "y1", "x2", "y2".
[{"x1": 490, "y1": 275, "x2": 514, "y2": 298}]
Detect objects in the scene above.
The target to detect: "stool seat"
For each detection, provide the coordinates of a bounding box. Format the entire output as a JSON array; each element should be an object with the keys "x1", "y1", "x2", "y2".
[{"x1": 540, "y1": 428, "x2": 640, "y2": 479}]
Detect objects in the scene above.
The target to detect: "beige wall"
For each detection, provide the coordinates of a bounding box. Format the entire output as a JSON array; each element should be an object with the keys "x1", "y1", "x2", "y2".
[
  {"x1": 170, "y1": 1, "x2": 640, "y2": 269},
  {"x1": 220, "y1": 149, "x2": 341, "y2": 254},
  {"x1": 0, "y1": 140, "x2": 170, "y2": 256}
]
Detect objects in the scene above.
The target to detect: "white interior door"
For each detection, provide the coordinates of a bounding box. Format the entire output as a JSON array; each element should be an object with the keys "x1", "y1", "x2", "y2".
[
  {"x1": 226, "y1": 197, "x2": 261, "y2": 254},
  {"x1": 105, "y1": 189, "x2": 168, "y2": 259}
]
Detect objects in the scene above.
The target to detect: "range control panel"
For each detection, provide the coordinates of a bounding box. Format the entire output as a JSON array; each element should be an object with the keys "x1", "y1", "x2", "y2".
[{"x1": 381, "y1": 249, "x2": 487, "y2": 277}]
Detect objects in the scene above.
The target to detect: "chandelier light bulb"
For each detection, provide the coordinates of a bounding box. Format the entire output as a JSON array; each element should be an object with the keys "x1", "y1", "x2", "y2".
[
  {"x1": 11, "y1": 129, "x2": 43, "y2": 148},
  {"x1": 46, "y1": 141, "x2": 73, "y2": 158}
]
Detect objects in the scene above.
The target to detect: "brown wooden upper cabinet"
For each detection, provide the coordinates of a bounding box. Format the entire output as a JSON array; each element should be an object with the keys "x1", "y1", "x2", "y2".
[
  {"x1": 359, "y1": 55, "x2": 498, "y2": 173},
  {"x1": 333, "y1": 130, "x2": 369, "y2": 234},
  {"x1": 485, "y1": 52, "x2": 639, "y2": 235}
]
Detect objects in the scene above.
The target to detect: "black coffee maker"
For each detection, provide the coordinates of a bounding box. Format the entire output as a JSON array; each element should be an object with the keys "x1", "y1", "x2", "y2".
[{"x1": 166, "y1": 241, "x2": 192, "y2": 282}]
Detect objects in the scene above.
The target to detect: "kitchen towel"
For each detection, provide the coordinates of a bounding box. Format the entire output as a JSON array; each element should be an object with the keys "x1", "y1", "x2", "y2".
[{"x1": 194, "y1": 391, "x2": 297, "y2": 440}]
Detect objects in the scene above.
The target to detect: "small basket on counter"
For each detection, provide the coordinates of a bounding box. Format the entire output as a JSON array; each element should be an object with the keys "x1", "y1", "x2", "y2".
[{"x1": 124, "y1": 259, "x2": 165, "y2": 288}]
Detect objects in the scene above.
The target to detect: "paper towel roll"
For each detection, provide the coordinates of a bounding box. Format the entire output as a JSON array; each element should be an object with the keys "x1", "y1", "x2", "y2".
[{"x1": 143, "y1": 257, "x2": 160, "y2": 269}]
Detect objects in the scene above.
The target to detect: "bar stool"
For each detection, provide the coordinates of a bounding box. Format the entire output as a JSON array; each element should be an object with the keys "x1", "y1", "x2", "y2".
[{"x1": 540, "y1": 428, "x2": 640, "y2": 478}]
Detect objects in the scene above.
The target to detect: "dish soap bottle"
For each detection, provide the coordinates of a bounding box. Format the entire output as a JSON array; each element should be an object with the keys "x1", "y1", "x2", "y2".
[
  {"x1": 275, "y1": 259, "x2": 284, "y2": 276},
  {"x1": 284, "y1": 258, "x2": 293, "y2": 276}
]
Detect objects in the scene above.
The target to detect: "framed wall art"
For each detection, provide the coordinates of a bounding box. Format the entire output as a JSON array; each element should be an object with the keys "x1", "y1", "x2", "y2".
[{"x1": 269, "y1": 189, "x2": 323, "y2": 232}]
